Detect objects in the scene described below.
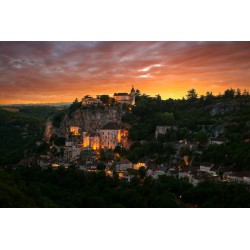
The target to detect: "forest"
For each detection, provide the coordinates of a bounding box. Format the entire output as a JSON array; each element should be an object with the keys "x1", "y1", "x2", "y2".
[
  {"x1": 1, "y1": 166, "x2": 250, "y2": 208},
  {"x1": 0, "y1": 106, "x2": 59, "y2": 165}
]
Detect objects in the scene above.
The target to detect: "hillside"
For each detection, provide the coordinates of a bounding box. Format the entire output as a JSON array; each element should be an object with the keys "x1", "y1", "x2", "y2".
[
  {"x1": 0, "y1": 106, "x2": 60, "y2": 166},
  {"x1": 44, "y1": 102, "x2": 128, "y2": 140},
  {"x1": 120, "y1": 91, "x2": 250, "y2": 170}
]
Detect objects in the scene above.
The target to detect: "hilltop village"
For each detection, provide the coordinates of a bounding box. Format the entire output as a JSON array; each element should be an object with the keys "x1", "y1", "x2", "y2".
[
  {"x1": 31, "y1": 87, "x2": 250, "y2": 189},
  {"x1": 40, "y1": 86, "x2": 135, "y2": 173}
]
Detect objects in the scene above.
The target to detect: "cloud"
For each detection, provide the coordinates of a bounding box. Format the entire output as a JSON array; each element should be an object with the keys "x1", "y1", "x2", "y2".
[
  {"x1": 0, "y1": 41, "x2": 250, "y2": 103},
  {"x1": 138, "y1": 64, "x2": 163, "y2": 72},
  {"x1": 137, "y1": 74, "x2": 152, "y2": 78}
]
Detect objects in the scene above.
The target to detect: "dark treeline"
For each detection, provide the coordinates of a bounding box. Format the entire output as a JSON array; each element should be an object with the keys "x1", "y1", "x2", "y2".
[{"x1": 1, "y1": 166, "x2": 250, "y2": 208}]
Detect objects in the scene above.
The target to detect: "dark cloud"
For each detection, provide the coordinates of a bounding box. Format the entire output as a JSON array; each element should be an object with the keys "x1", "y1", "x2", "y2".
[{"x1": 0, "y1": 41, "x2": 250, "y2": 103}]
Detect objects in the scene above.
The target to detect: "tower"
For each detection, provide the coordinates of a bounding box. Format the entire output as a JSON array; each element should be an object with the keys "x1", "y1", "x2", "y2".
[
  {"x1": 83, "y1": 131, "x2": 90, "y2": 149},
  {"x1": 130, "y1": 85, "x2": 136, "y2": 105}
]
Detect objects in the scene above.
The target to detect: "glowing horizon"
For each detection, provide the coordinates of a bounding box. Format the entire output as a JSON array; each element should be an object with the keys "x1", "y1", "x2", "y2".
[{"x1": 0, "y1": 41, "x2": 250, "y2": 104}]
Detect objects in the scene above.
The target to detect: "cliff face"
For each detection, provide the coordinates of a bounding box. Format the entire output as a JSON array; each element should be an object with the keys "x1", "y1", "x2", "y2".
[
  {"x1": 44, "y1": 106, "x2": 126, "y2": 140},
  {"x1": 209, "y1": 101, "x2": 250, "y2": 116}
]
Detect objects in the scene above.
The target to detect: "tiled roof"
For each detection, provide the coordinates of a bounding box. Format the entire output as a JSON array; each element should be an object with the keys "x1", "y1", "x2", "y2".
[
  {"x1": 114, "y1": 93, "x2": 130, "y2": 96},
  {"x1": 117, "y1": 159, "x2": 132, "y2": 165}
]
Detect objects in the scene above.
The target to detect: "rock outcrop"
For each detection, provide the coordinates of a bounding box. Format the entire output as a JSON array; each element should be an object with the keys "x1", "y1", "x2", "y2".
[{"x1": 44, "y1": 106, "x2": 127, "y2": 140}]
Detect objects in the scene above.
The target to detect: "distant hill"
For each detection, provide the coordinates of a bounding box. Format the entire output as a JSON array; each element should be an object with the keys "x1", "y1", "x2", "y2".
[
  {"x1": 0, "y1": 106, "x2": 60, "y2": 166},
  {"x1": 0, "y1": 102, "x2": 71, "y2": 107}
]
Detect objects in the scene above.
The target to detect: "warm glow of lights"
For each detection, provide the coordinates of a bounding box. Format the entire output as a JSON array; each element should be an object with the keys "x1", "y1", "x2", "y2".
[
  {"x1": 183, "y1": 156, "x2": 189, "y2": 166},
  {"x1": 83, "y1": 134, "x2": 90, "y2": 148},
  {"x1": 106, "y1": 171, "x2": 113, "y2": 176},
  {"x1": 118, "y1": 173, "x2": 124, "y2": 178},
  {"x1": 133, "y1": 162, "x2": 146, "y2": 170},
  {"x1": 70, "y1": 126, "x2": 80, "y2": 136},
  {"x1": 117, "y1": 130, "x2": 121, "y2": 143},
  {"x1": 52, "y1": 163, "x2": 60, "y2": 167}
]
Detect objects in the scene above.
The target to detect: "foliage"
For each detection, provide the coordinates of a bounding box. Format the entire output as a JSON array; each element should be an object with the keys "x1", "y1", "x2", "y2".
[
  {"x1": 202, "y1": 143, "x2": 250, "y2": 170},
  {"x1": 0, "y1": 109, "x2": 42, "y2": 165},
  {"x1": 186, "y1": 89, "x2": 198, "y2": 100},
  {"x1": 68, "y1": 101, "x2": 82, "y2": 116},
  {"x1": 18, "y1": 106, "x2": 59, "y2": 121},
  {"x1": 52, "y1": 111, "x2": 65, "y2": 128},
  {"x1": 50, "y1": 135, "x2": 66, "y2": 146},
  {"x1": 0, "y1": 166, "x2": 180, "y2": 208},
  {"x1": 0, "y1": 164, "x2": 249, "y2": 207},
  {"x1": 154, "y1": 112, "x2": 174, "y2": 126}
]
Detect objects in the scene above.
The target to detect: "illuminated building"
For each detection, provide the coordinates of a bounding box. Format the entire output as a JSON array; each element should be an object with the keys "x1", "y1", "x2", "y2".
[
  {"x1": 90, "y1": 134, "x2": 100, "y2": 150},
  {"x1": 113, "y1": 85, "x2": 136, "y2": 105},
  {"x1": 83, "y1": 132, "x2": 100, "y2": 150},
  {"x1": 133, "y1": 162, "x2": 146, "y2": 170},
  {"x1": 70, "y1": 126, "x2": 81, "y2": 136},
  {"x1": 82, "y1": 96, "x2": 102, "y2": 106},
  {"x1": 100, "y1": 122, "x2": 124, "y2": 149}
]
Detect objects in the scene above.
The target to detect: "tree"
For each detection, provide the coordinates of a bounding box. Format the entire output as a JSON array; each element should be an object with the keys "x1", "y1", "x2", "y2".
[
  {"x1": 155, "y1": 94, "x2": 161, "y2": 100},
  {"x1": 205, "y1": 91, "x2": 214, "y2": 103},
  {"x1": 154, "y1": 112, "x2": 174, "y2": 126},
  {"x1": 186, "y1": 89, "x2": 198, "y2": 101},
  {"x1": 97, "y1": 163, "x2": 106, "y2": 171},
  {"x1": 99, "y1": 95, "x2": 110, "y2": 104},
  {"x1": 235, "y1": 88, "x2": 241, "y2": 98},
  {"x1": 243, "y1": 89, "x2": 249, "y2": 96},
  {"x1": 194, "y1": 131, "x2": 208, "y2": 144},
  {"x1": 51, "y1": 135, "x2": 66, "y2": 146},
  {"x1": 224, "y1": 88, "x2": 235, "y2": 99},
  {"x1": 138, "y1": 167, "x2": 147, "y2": 180}
]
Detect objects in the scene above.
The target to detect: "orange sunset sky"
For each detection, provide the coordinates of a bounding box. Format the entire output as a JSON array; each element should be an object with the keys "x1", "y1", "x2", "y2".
[{"x1": 0, "y1": 41, "x2": 250, "y2": 104}]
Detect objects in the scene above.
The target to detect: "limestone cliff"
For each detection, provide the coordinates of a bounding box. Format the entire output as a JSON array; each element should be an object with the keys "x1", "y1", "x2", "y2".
[
  {"x1": 209, "y1": 101, "x2": 250, "y2": 116},
  {"x1": 44, "y1": 106, "x2": 127, "y2": 140}
]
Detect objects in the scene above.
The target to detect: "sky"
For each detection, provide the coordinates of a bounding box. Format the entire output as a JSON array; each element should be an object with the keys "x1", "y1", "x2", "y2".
[{"x1": 0, "y1": 41, "x2": 250, "y2": 104}]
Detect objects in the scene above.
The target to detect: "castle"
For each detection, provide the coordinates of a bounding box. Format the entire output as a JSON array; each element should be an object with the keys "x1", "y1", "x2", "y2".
[
  {"x1": 113, "y1": 85, "x2": 136, "y2": 105},
  {"x1": 82, "y1": 85, "x2": 136, "y2": 106}
]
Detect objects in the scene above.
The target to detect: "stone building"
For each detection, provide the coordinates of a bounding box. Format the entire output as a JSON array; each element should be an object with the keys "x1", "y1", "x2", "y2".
[
  {"x1": 155, "y1": 125, "x2": 177, "y2": 138},
  {"x1": 113, "y1": 86, "x2": 136, "y2": 105},
  {"x1": 82, "y1": 96, "x2": 102, "y2": 106},
  {"x1": 98, "y1": 122, "x2": 127, "y2": 149},
  {"x1": 83, "y1": 132, "x2": 101, "y2": 150},
  {"x1": 64, "y1": 143, "x2": 81, "y2": 160},
  {"x1": 82, "y1": 122, "x2": 128, "y2": 150},
  {"x1": 100, "y1": 122, "x2": 122, "y2": 149},
  {"x1": 70, "y1": 126, "x2": 81, "y2": 136}
]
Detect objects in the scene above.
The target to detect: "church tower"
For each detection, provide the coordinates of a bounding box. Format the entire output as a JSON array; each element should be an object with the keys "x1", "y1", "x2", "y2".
[{"x1": 130, "y1": 85, "x2": 136, "y2": 105}]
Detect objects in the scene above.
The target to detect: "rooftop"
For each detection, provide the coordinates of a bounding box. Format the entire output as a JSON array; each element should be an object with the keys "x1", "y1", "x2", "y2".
[
  {"x1": 114, "y1": 93, "x2": 130, "y2": 96},
  {"x1": 117, "y1": 159, "x2": 132, "y2": 165}
]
